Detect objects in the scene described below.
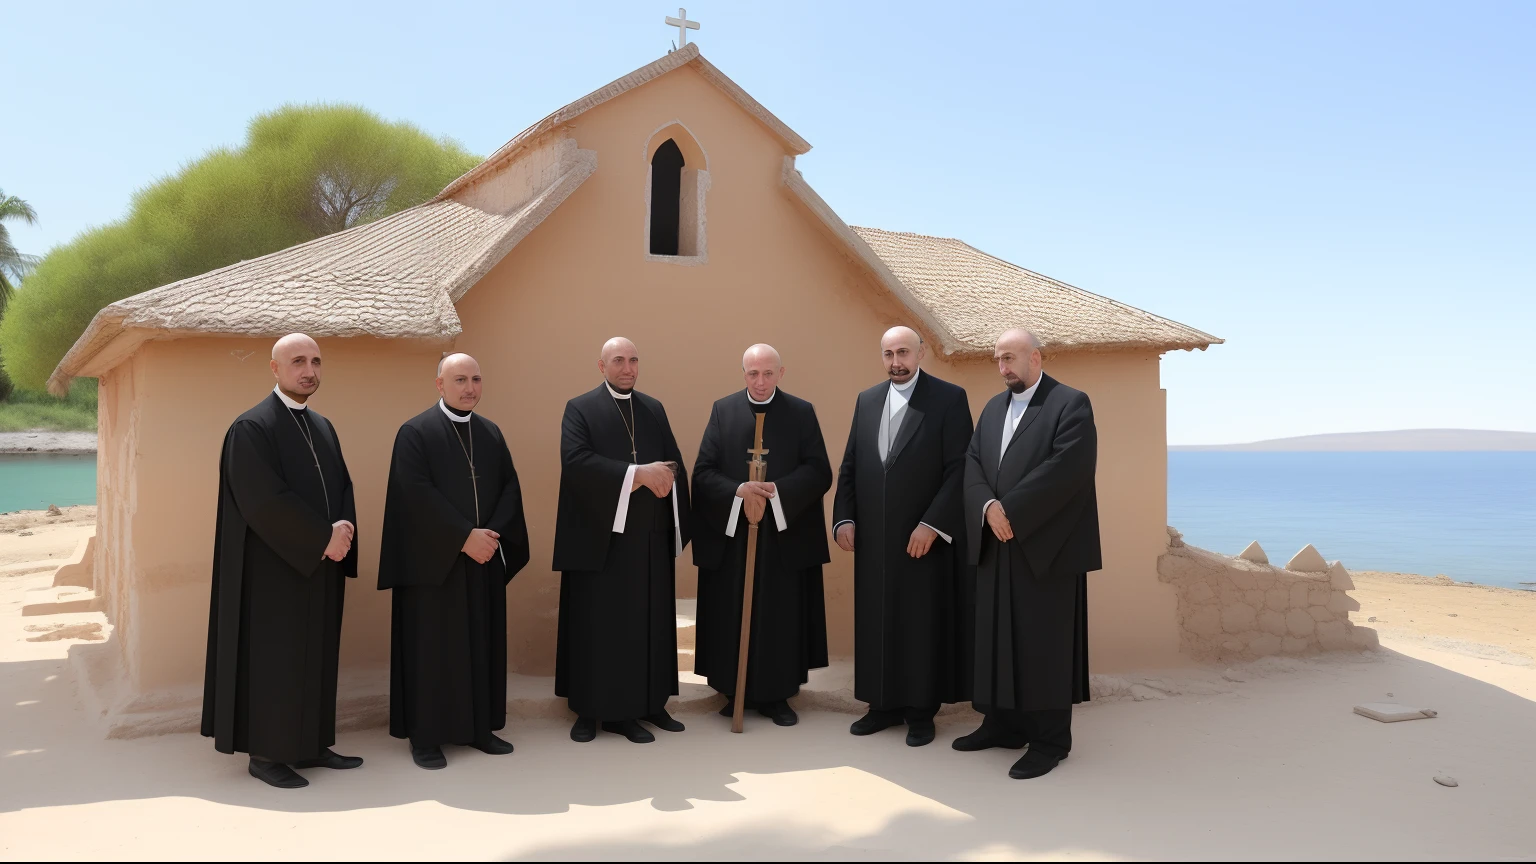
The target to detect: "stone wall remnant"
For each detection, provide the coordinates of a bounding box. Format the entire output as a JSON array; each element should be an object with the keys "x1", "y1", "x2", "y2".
[{"x1": 1159, "y1": 529, "x2": 1377, "y2": 661}]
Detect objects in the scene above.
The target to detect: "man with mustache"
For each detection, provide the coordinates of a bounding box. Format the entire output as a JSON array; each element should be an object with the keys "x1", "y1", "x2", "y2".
[
  {"x1": 202, "y1": 333, "x2": 362, "y2": 789},
  {"x1": 832, "y1": 326, "x2": 975, "y2": 747},
  {"x1": 958, "y1": 327, "x2": 1100, "y2": 779}
]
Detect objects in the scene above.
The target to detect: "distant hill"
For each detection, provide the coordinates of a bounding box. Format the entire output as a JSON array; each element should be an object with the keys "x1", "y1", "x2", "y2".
[{"x1": 1170, "y1": 429, "x2": 1536, "y2": 452}]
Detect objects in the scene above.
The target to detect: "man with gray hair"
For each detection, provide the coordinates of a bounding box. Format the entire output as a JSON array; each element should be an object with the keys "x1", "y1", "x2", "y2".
[
  {"x1": 958, "y1": 327, "x2": 1100, "y2": 779},
  {"x1": 692, "y1": 343, "x2": 833, "y2": 727}
]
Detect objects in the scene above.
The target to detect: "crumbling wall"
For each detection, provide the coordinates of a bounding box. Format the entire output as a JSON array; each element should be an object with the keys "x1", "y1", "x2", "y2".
[{"x1": 1159, "y1": 527, "x2": 1379, "y2": 661}]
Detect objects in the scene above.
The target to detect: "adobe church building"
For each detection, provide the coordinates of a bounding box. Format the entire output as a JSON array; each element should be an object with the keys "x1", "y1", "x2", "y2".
[{"x1": 48, "y1": 46, "x2": 1219, "y2": 725}]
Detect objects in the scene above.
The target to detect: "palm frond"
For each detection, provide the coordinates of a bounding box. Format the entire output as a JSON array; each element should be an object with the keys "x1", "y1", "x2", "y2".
[{"x1": 0, "y1": 191, "x2": 39, "y2": 226}]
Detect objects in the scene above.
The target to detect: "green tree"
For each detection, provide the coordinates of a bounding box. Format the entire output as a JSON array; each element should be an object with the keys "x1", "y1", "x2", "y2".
[
  {"x1": 0, "y1": 189, "x2": 39, "y2": 319},
  {"x1": 0, "y1": 105, "x2": 478, "y2": 391}
]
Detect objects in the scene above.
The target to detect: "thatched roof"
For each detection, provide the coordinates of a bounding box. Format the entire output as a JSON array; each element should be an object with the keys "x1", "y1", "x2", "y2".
[
  {"x1": 48, "y1": 48, "x2": 1217, "y2": 394},
  {"x1": 849, "y1": 227, "x2": 1220, "y2": 356}
]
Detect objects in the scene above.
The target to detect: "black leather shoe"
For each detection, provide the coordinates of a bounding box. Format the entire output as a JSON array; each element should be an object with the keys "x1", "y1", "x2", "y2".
[
  {"x1": 469, "y1": 733, "x2": 514, "y2": 755},
  {"x1": 570, "y1": 717, "x2": 597, "y2": 743},
  {"x1": 906, "y1": 719, "x2": 937, "y2": 747},
  {"x1": 411, "y1": 744, "x2": 447, "y2": 770},
  {"x1": 249, "y1": 757, "x2": 308, "y2": 788},
  {"x1": 850, "y1": 710, "x2": 903, "y2": 736},
  {"x1": 1009, "y1": 751, "x2": 1061, "y2": 779},
  {"x1": 602, "y1": 720, "x2": 656, "y2": 743},
  {"x1": 642, "y1": 710, "x2": 685, "y2": 732},
  {"x1": 292, "y1": 748, "x2": 363, "y2": 770},
  {"x1": 952, "y1": 724, "x2": 1028, "y2": 752},
  {"x1": 758, "y1": 700, "x2": 798, "y2": 727}
]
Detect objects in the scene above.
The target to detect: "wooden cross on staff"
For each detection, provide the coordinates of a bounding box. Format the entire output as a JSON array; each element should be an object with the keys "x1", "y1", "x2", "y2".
[{"x1": 732, "y1": 411, "x2": 769, "y2": 733}]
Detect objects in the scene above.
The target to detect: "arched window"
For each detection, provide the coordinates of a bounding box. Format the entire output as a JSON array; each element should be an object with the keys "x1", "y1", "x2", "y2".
[{"x1": 649, "y1": 139, "x2": 685, "y2": 256}]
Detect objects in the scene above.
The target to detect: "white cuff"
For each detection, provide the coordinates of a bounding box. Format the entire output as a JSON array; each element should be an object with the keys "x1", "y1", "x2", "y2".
[
  {"x1": 613, "y1": 464, "x2": 639, "y2": 533},
  {"x1": 832, "y1": 519, "x2": 854, "y2": 533},
  {"x1": 981, "y1": 499, "x2": 999, "y2": 532},
  {"x1": 670, "y1": 487, "x2": 682, "y2": 558},
  {"x1": 727, "y1": 487, "x2": 789, "y2": 537},
  {"x1": 920, "y1": 522, "x2": 953, "y2": 544}
]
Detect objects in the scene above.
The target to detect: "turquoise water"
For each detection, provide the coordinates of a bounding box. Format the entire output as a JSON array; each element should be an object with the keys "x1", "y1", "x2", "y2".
[
  {"x1": 0, "y1": 454, "x2": 98, "y2": 513},
  {"x1": 3, "y1": 451, "x2": 1531, "y2": 590},
  {"x1": 1169, "y1": 452, "x2": 1536, "y2": 590}
]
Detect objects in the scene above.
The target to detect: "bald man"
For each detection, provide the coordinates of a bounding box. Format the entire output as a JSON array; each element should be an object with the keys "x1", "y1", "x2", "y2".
[
  {"x1": 832, "y1": 326, "x2": 976, "y2": 746},
  {"x1": 379, "y1": 354, "x2": 530, "y2": 769},
  {"x1": 959, "y1": 328, "x2": 1099, "y2": 780},
  {"x1": 553, "y1": 338, "x2": 692, "y2": 744},
  {"x1": 691, "y1": 344, "x2": 832, "y2": 727},
  {"x1": 202, "y1": 333, "x2": 362, "y2": 789}
]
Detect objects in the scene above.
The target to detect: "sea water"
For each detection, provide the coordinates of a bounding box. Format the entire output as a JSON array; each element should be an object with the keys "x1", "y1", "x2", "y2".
[
  {"x1": 0, "y1": 454, "x2": 97, "y2": 513},
  {"x1": 1168, "y1": 451, "x2": 1536, "y2": 589},
  {"x1": 3, "y1": 450, "x2": 1531, "y2": 590}
]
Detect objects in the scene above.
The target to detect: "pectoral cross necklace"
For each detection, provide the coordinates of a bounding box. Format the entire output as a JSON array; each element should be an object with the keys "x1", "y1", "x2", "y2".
[
  {"x1": 287, "y1": 409, "x2": 331, "y2": 516},
  {"x1": 614, "y1": 398, "x2": 638, "y2": 463},
  {"x1": 451, "y1": 421, "x2": 481, "y2": 525}
]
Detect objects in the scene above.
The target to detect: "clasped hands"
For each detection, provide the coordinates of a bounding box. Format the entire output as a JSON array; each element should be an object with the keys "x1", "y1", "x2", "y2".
[
  {"x1": 834, "y1": 523, "x2": 938, "y2": 558},
  {"x1": 631, "y1": 461, "x2": 678, "y2": 498},
  {"x1": 462, "y1": 528, "x2": 502, "y2": 564},
  {"x1": 323, "y1": 520, "x2": 355, "y2": 561},
  {"x1": 736, "y1": 481, "x2": 776, "y2": 525}
]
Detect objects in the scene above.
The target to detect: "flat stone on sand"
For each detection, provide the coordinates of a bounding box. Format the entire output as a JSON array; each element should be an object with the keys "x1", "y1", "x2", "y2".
[
  {"x1": 1434, "y1": 775, "x2": 1459, "y2": 788},
  {"x1": 1353, "y1": 703, "x2": 1435, "y2": 723}
]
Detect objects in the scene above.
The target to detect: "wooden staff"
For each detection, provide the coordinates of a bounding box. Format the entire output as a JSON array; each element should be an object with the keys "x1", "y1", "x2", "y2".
[{"x1": 732, "y1": 412, "x2": 769, "y2": 734}]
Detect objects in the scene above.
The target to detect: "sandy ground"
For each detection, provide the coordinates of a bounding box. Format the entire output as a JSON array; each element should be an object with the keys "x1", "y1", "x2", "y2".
[
  {"x1": 0, "y1": 432, "x2": 97, "y2": 454},
  {"x1": 2, "y1": 520, "x2": 1534, "y2": 861}
]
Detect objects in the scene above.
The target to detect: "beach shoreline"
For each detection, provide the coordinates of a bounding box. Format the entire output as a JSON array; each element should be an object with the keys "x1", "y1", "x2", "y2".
[{"x1": 0, "y1": 430, "x2": 98, "y2": 454}]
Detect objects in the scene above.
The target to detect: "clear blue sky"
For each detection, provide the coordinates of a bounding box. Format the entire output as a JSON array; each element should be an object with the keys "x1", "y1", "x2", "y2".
[{"x1": 7, "y1": 1, "x2": 1533, "y2": 443}]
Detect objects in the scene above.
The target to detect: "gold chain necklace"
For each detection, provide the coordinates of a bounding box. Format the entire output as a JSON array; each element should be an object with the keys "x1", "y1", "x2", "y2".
[
  {"x1": 448, "y1": 414, "x2": 480, "y2": 525},
  {"x1": 286, "y1": 407, "x2": 331, "y2": 516},
  {"x1": 612, "y1": 394, "x2": 638, "y2": 464}
]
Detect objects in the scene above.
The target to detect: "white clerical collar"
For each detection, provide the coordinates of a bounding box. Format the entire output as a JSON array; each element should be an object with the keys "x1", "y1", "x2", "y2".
[
  {"x1": 605, "y1": 382, "x2": 632, "y2": 400},
  {"x1": 890, "y1": 367, "x2": 921, "y2": 393},
  {"x1": 438, "y1": 399, "x2": 472, "y2": 423},
  {"x1": 1011, "y1": 373, "x2": 1043, "y2": 404},
  {"x1": 747, "y1": 388, "x2": 777, "y2": 405},
  {"x1": 273, "y1": 385, "x2": 308, "y2": 411}
]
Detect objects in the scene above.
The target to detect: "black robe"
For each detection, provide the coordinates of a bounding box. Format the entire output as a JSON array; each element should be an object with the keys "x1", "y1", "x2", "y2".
[
  {"x1": 963, "y1": 373, "x2": 1100, "y2": 712},
  {"x1": 553, "y1": 385, "x2": 692, "y2": 721},
  {"x1": 379, "y1": 404, "x2": 530, "y2": 746},
  {"x1": 692, "y1": 389, "x2": 832, "y2": 704},
  {"x1": 832, "y1": 371, "x2": 975, "y2": 711},
  {"x1": 201, "y1": 392, "x2": 357, "y2": 763}
]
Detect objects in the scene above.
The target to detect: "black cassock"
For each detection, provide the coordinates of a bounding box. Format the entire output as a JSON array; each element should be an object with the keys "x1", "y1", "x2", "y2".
[
  {"x1": 963, "y1": 373, "x2": 1100, "y2": 714},
  {"x1": 692, "y1": 389, "x2": 832, "y2": 704},
  {"x1": 202, "y1": 391, "x2": 357, "y2": 764},
  {"x1": 832, "y1": 371, "x2": 976, "y2": 713},
  {"x1": 379, "y1": 403, "x2": 530, "y2": 747},
  {"x1": 553, "y1": 385, "x2": 691, "y2": 721}
]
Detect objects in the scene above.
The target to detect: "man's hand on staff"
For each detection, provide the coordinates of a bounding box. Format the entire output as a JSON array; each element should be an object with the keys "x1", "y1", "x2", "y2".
[
  {"x1": 985, "y1": 501, "x2": 1014, "y2": 542},
  {"x1": 738, "y1": 481, "x2": 776, "y2": 525}
]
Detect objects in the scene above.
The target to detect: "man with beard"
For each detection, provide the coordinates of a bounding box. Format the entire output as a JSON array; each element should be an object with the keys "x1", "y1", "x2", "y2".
[
  {"x1": 380, "y1": 353, "x2": 531, "y2": 769},
  {"x1": 833, "y1": 326, "x2": 974, "y2": 746},
  {"x1": 692, "y1": 343, "x2": 832, "y2": 727},
  {"x1": 202, "y1": 333, "x2": 361, "y2": 789},
  {"x1": 959, "y1": 327, "x2": 1100, "y2": 779},
  {"x1": 553, "y1": 337, "x2": 692, "y2": 743}
]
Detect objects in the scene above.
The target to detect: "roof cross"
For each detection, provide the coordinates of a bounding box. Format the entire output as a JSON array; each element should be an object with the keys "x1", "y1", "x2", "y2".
[{"x1": 665, "y1": 7, "x2": 699, "y2": 47}]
